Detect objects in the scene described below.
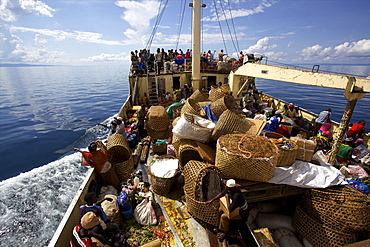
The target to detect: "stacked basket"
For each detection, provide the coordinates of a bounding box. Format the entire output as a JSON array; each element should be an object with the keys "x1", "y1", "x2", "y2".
[
  {"x1": 215, "y1": 134, "x2": 278, "y2": 182},
  {"x1": 146, "y1": 106, "x2": 170, "y2": 140},
  {"x1": 293, "y1": 186, "x2": 369, "y2": 247},
  {"x1": 107, "y1": 133, "x2": 134, "y2": 181},
  {"x1": 208, "y1": 84, "x2": 231, "y2": 102},
  {"x1": 180, "y1": 98, "x2": 206, "y2": 117},
  {"x1": 188, "y1": 89, "x2": 209, "y2": 102},
  {"x1": 183, "y1": 160, "x2": 222, "y2": 226},
  {"x1": 211, "y1": 109, "x2": 251, "y2": 140}
]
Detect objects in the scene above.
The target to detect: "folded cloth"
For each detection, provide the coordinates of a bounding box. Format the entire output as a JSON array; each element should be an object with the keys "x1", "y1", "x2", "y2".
[{"x1": 348, "y1": 165, "x2": 369, "y2": 179}]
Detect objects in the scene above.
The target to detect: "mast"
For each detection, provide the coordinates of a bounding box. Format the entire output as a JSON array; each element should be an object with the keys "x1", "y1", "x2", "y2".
[{"x1": 191, "y1": 0, "x2": 202, "y2": 90}]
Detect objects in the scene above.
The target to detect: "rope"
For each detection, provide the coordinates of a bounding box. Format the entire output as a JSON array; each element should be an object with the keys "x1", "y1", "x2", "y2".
[
  {"x1": 219, "y1": 0, "x2": 239, "y2": 55},
  {"x1": 212, "y1": 0, "x2": 228, "y2": 54},
  {"x1": 145, "y1": 0, "x2": 169, "y2": 50},
  {"x1": 176, "y1": 0, "x2": 187, "y2": 51},
  {"x1": 226, "y1": 0, "x2": 240, "y2": 52}
]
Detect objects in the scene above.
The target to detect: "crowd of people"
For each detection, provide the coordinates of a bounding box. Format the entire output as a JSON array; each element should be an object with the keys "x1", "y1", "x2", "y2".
[{"x1": 130, "y1": 48, "x2": 253, "y2": 75}]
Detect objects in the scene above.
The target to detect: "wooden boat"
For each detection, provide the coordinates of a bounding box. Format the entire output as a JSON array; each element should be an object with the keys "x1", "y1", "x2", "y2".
[{"x1": 49, "y1": 1, "x2": 370, "y2": 246}]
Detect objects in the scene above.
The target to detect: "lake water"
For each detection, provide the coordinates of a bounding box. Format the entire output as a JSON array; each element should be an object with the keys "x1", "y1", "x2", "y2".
[{"x1": 0, "y1": 63, "x2": 369, "y2": 246}]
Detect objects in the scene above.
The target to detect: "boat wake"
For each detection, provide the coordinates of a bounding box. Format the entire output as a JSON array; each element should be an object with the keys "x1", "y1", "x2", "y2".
[{"x1": 0, "y1": 119, "x2": 113, "y2": 246}]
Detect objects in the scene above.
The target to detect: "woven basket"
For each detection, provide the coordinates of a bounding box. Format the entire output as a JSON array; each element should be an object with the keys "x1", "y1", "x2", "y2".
[
  {"x1": 292, "y1": 205, "x2": 358, "y2": 247},
  {"x1": 264, "y1": 132, "x2": 298, "y2": 167},
  {"x1": 107, "y1": 134, "x2": 132, "y2": 164},
  {"x1": 152, "y1": 143, "x2": 167, "y2": 154},
  {"x1": 184, "y1": 191, "x2": 220, "y2": 227},
  {"x1": 139, "y1": 137, "x2": 151, "y2": 163},
  {"x1": 173, "y1": 104, "x2": 184, "y2": 119},
  {"x1": 183, "y1": 160, "x2": 222, "y2": 200},
  {"x1": 114, "y1": 156, "x2": 134, "y2": 182},
  {"x1": 146, "y1": 106, "x2": 170, "y2": 131},
  {"x1": 188, "y1": 89, "x2": 209, "y2": 102},
  {"x1": 147, "y1": 127, "x2": 170, "y2": 140},
  {"x1": 302, "y1": 187, "x2": 370, "y2": 231},
  {"x1": 215, "y1": 134, "x2": 278, "y2": 182},
  {"x1": 149, "y1": 155, "x2": 178, "y2": 196},
  {"x1": 210, "y1": 96, "x2": 236, "y2": 118},
  {"x1": 180, "y1": 98, "x2": 206, "y2": 117},
  {"x1": 176, "y1": 139, "x2": 203, "y2": 169},
  {"x1": 211, "y1": 110, "x2": 251, "y2": 140},
  {"x1": 208, "y1": 84, "x2": 231, "y2": 102}
]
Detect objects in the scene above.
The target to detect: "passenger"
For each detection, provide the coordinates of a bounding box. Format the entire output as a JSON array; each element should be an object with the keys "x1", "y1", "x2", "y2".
[
  {"x1": 291, "y1": 117, "x2": 308, "y2": 137},
  {"x1": 97, "y1": 119, "x2": 117, "y2": 135},
  {"x1": 70, "y1": 213, "x2": 108, "y2": 247},
  {"x1": 114, "y1": 117, "x2": 127, "y2": 138},
  {"x1": 206, "y1": 50, "x2": 214, "y2": 63},
  {"x1": 253, "y1": 110, "x2": 267, "y2": 121},
  {"x1": 184, "y1": 84, "x2": 191, "y2": 99},
  {"x1": 285, "y1": 103, "x2": 298, "y2": 119},
  {"x1": 74, "y1": 141, "x2": 121, "y2": 191},
  {"x1": 185, "y1": 49, "x2": 191, "y2": 59},
  {"x1": 346, "y1": 120, "x2": 366, "y2": 140},
  {"x1": 314, "y1": 108, "x2": 332, "y2": 134},
  {"x1": 337, "y1": 137, "x2": 356, "y2": 165},
  {"x1": 239, "y1": 51, "x2": 244, "y2": 63},
  {"x1": 136, "y1": 104, "x2": 147, "y2": 141},
  {"x1": 206, "y1": 179, "x2": 249, "y2": 241},
  {"x1": 262, "y1": 110, "x2": 283, "y2": 133},
  {"x1": 310, "y1": 122, "x2": 333, "y2": 152},
  {"x1": 155, "y1": 48, "x2": 163, "y2": 74},
  {"x1": 165, "y1": 92, "x2": 173, "y2": 101},
  {"x1": 218, "y1": 49, "x2": 227, "y2": 61}
]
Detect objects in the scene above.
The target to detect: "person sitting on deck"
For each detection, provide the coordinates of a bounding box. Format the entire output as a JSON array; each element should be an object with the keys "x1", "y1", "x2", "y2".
[
  {"x1": 314, "y1": 108, "x2": 331, "y2": 134},
  {"x1": 262, "y1": 110, "x2": 283, "y2": 133},
  {"x1": 285, "y1": 103, "x2": 299, "y2": 119},
  {"x1": 345, "y1": 120, "x2": 366, "y2": 140},
  {"x1": 310, "y1": 122, "x2": 333, "y2": 152},
  {"x1": 206, "y1": 179, "x2": 249, "y2": 241},
  {"x1": 337, "y1": 137, "x2": 356, "y2": 166},
  {"x1": 74, "y1": 141, "x2": 121, "y2": 191},
  {"x1": 80, "y1": 192, "x2": 129, "y2": 246}
]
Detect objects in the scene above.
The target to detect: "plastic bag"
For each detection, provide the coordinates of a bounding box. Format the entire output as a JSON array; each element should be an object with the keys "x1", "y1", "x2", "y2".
[
  {"x1": 133, "y1": 192, "x2": 157, "y2": 225},
  {"x1": 117, "y1": 191, "x2": 131, "y2": 211},
  {"x1": 347, "y1": 179, "x2": 370, "y2": 194}
]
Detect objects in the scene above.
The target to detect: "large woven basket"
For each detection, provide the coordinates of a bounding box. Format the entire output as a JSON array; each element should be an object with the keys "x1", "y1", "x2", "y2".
[
  {"x1": 208, "y1": 84, "x2": 231, "y2": 102},
  {"x1": 146, "y1": 106, "x2": 170, "y2": 131},
  {"x1": 147, "y1": 127, "x2": 170, "y2": 140},
  {"x1": 188, "y1": 89, "x2": 209, "y2": 102},
  {"x1": 114, "y1": 156, "x2": 134, "y2": 182},
  {"x1": 292, "y1": 204, "x2": 358, "y2": 247},
  {"x1": 107, "y1": 134, "x2": 132, "y2": 164},
  {"x1": 180, "y1": 98, "x2": 206, "y2": 117},
  {"x1": 184, "y1": 191, "x2": 220, "y2": 227},
  {"x1": 149, "y1": 155, "x2": 178, "y2": 196},
  {"x1": 215, "y1": 134, "x2": 278, "y2": 182},
  {"x1": 175, "y1": 139, "x2": 202, "y2": 169},
  {"x1": 264, "y1": 132, "x2": 298, "y2": 167},
  {"x1": 301, "y1": 187, "x2": 370, "y2": 231},
  {"x1": 210, "y1": 95, "x2": 236, "y2": 118},
  {"x1": 183, "y1": 160, "x2": 222, "y2": 200},
  {"x1": 211, "y1": 110, "x2": 251, "y2": 140}
]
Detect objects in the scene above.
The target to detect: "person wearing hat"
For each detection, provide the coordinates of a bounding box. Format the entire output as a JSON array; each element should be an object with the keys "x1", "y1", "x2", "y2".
[
  {"x1": 97, "y1": 119, "x2": 118, "y2": 135},
  {"x1": 70, "y1": 212, "x2": 108, "y2": 247},
  {"x1": 206, "y1": 179, "x2": 249, "y2": 240},
  {"x1": 285, "y1": 103, "x2": 299, "y2": 119},
  {"x1": 114, "y1": 116, "x2": 127, "y2": 138}
]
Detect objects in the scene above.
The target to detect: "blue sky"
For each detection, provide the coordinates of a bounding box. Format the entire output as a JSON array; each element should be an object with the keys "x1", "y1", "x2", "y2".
[{"x1": 1, "y1": 0, "x2": 369, "y2": 65}]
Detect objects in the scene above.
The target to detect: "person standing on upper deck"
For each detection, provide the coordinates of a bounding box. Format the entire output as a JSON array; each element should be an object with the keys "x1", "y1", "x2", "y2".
[
  {"x1": 218, "y1": 50, "x2": 227, "y2": 61},
  {"x1": 239, "y1": 51, "x2": 244, "y2": 63},
  {"x1": 314, "y1": 108, "x2": 331, "y2": 134},
  {"x1": 155, "y1": 48, "x2": 163, "y2": 74}
]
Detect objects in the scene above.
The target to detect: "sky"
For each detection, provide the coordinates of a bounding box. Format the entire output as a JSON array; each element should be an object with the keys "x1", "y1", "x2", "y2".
[{"x1": 1, "y1": 0, "x2": 370, "y2": 65}]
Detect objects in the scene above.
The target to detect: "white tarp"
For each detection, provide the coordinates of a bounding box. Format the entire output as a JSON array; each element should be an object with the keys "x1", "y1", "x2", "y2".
[{"x1": 268, "y1": 160, "x2": 347, "y2": 188}]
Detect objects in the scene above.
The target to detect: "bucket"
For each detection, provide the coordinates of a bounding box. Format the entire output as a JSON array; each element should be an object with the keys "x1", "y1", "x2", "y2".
[{"x1": 122, "y1": 206, "x2": 133, "y2": 220}]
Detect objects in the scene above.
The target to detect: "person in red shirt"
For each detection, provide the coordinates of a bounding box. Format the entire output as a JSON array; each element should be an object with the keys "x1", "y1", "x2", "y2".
[
  {"x1": 74, "y1": 141, "x2": 121, "y2": 190},
  {"x1": 346, "y1": 120, "x2": 366, "y2": 140}
]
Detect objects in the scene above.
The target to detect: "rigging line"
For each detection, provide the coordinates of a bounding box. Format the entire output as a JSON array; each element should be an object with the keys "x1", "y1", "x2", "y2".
[
  {"x1": 176, "y1": 0, "x2": 187, "y2": 51},
  {"x1": 212, "y1": 0, "x2": 228, "y2": 55},
  {"x1": 145, "y1": 0, "x2": 163, "y2": 50},
  {"x1": 146, "y1": 0, "x2": 169, "y2": 50},
  {"x1": 219, "y1": 0, "x2": 238, "y2": 54},
  {"x1": 226, "y1": 0, "x2": 240, "y2": 52}
]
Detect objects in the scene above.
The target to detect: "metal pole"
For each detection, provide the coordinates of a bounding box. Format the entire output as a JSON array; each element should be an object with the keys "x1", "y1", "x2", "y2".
[{"x1": 191, "y1": 0, "x2": 201, "y2": 90}]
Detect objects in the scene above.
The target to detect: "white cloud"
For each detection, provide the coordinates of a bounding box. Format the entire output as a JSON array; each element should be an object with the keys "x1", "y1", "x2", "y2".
[
  {"x1": 81, "y1": 52, "x2": 129, "y2": 62},
  {"x1": 204, "y1": 0, "x2": 275, "y2": 22},
  {"x1": 0, "y1": 0, "x2": 55, "y2": 22},
  {"x1": 9, "y1": 25, "x2": 123, "y2": 45},
  {"x1": 296, "y1": 39, "x2": 370, "y2": 61},
  {"x1": 244, "y1": 37, "x2": 277, "y2": 54},
  {"x1": 115, "y1": 0, "x2": 160, "y2": 42}
]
